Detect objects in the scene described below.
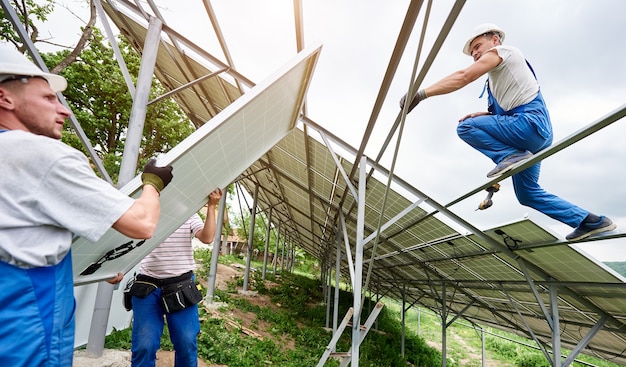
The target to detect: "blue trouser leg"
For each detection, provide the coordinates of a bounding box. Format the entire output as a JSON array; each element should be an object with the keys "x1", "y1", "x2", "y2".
[
  {"x1": 131, "y1": 284, "x2": 200, "y2": 367},
  {"x1": 457, "y1": 107, "x2": 588, "y2": 228},
  {"x1": 0, "y1": 253, "x2": 75, "y2": 367},
  {"x1": 131, "y1": 288, "x2": 165, "y2": 367},
  {"x1": 512, "y1": 161, "x2": 588, "y2": 227},
  {"x1": 456, "y1": 112, "x2": 549, "y2": 163},
  {"x1": 166, "y1": 304, "x2": 200, "y2": 367}
]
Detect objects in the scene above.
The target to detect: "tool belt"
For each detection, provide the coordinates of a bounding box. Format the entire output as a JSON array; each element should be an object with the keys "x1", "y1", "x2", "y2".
[{"x1": 123, "y1": 271, "x2": 203, "y2": 313}]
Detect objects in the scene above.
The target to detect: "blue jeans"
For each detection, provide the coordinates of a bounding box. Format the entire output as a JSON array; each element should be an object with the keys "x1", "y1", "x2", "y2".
[
  {"x1": 456, "y1": 100, "x2": 588, "y2": 228},
  {"x1": 131, "y1": 286, "x2": 200, "y2": 367}
]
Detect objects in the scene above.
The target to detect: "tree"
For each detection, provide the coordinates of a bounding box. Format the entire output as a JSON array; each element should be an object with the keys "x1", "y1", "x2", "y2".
[
  {"x1": 3, "y1": 1, "x2": 195, "y2": 182},
  {"x1": 1, "y1": 0, "x2": 97, "y2": 73},
  {"x1": 47, "y1": 30, "x2": 195, "y2": 181},
  {"x1": 232, "y1": 204, "x2": 277, "y2": 250}
]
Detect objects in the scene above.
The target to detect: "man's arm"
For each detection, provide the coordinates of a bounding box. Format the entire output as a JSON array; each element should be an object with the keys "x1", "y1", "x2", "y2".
[
  {"x1": 112, "y1": 159, "x2": 173, "y2": 239},
  {"x1": 112, "y1": 185, "x2": 161, "y2": 239},
  {"x1": 423, "y1": 50, "x2": 501, "y2": 97},
  {"x1": 195, "y1": 188, "x2": 224, "y2": 244},
  {"x1": 400, "y1": 49, "x2": 502, "y2": 113}
]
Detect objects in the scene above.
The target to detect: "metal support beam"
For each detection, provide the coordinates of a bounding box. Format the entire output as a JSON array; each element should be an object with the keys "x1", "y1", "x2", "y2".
[
  {"x1": 401, "y1": 285, "x2": 406, "y2": 357},
  {"x1": 339, "y1": 211, "x2": 355, "y2": 285},
  {"x1": 206, "y1": 189, "x2": 228, "y2": 303},
  {"x1": 562, "y1": 314, "x2": 607, "y2": 367},
  {"x1": 333, "y1": 226, "x2": 342, "y2": 336},
  {"x1": 94, "y1": 0, "x2": 136, "y2": 98},
  {"x1": 550, "y1": 285, "x2": 561, "y2": 367},
  {"x1": 316, "y1": 308, "x2": 354, "y2": 367},
  {"x1": 280, "y1": 233, "x2": 287, "y2": 272},
  {"x1": 351, "y1": 155, "x2": 367, "y2": 366},
  {"x1": 273, "y1": 222, "x2": 281, "y2": 274},
  {"x1": 325, "y1": 261, "x2": 332, "y2": 329},
  {"x1": 442, "y1": 282, "x2": 447, "y2": 367},
  {"x1": 262, "y1": 207, "x2": 273, "y2": 279},
  {"x1": 243, "y1": 184, "x2": 259, "y2": 291},
  {"x1": 87, "y1": 15, "x2": 162, "y2": 357}
]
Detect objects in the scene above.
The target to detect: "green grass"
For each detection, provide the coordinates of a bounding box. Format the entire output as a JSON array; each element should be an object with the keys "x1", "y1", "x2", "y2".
[{"x1": 105, "y1": 251, "x2": 624, "y2": 367}]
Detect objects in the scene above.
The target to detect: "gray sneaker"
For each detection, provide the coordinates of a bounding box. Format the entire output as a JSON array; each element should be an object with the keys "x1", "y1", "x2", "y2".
[
  {"x1": 566, "y1": 216, "x2": 617, "y2": 241},
  {"x1": 486, "y1": 151, "x2": 533, "y2": 178}
]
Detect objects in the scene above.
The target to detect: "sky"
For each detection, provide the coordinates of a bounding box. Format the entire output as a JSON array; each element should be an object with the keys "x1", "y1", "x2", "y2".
[{"x1": 34, "y1": 0, "x2": 626, "y2": 261}]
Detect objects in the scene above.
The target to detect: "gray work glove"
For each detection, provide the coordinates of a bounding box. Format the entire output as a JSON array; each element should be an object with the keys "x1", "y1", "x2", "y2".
[{"x1": 399, "y1": 89, "x2": 427, "y2": 114}]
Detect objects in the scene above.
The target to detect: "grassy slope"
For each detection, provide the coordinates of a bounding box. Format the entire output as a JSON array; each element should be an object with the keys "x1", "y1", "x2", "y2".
[{"x1": 105, "y1": 254, "x2": 625, "y2": 366}]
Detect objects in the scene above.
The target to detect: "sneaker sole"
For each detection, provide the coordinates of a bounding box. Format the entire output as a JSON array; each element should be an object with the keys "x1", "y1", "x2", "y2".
[
  {"x1": 567, "y1": 223, "x2": 617, "y2": 241},
  {"x1": 487, "y1": 163, "x2": 517, "y2": 178},
  {"x1": 487, "y1": 153, "x2": 533, "y2": 178}
]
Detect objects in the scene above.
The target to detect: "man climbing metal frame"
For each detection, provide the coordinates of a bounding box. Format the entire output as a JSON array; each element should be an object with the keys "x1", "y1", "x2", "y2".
[{"x1": 399, "y1": 23, "x2": 616, "y2": 241}]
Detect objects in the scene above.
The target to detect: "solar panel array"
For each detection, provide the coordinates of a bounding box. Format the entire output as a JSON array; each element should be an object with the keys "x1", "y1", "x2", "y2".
[
  {"x1": 93, "y1": 1, "x2": 626, "y2": 363},
  {"x1": 238, "y1": 127, "x2": 626, "y2": 363},
  {"x1": 72, "y1": 43, "x2": 321, "y2": 285}
]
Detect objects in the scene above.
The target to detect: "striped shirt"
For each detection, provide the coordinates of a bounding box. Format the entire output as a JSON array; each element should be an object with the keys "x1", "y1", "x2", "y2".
[{"x1": 138, "y1": 214, "x2": 204, "y2": 278}]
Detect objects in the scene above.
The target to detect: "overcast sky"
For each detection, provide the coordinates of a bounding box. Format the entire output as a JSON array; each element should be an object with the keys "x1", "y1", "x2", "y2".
[{"x1": 37, "y1": 0, "x2": 626, "y2": 261}]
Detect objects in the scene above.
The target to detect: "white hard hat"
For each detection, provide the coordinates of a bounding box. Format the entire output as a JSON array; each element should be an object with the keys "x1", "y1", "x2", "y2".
[
  {"x1": 462, "y1": 23, "x2": 505, "y2": 56},
  {"x1": 0, "y1": 45, "x2": 67, "y2": 92}
]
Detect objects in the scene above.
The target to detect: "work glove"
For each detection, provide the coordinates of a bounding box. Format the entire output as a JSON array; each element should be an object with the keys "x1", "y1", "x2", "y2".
[
  {"x1": 141, "y1": 159, "x2": 173, "y2": 194},
  {"x1": 399, "y1": 89, "x2": 427, "y2": 114}
]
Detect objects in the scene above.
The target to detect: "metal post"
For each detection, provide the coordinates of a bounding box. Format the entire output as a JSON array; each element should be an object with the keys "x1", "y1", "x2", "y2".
[
  {"x1": 262, "y1": 207, "x2": 272, "y2": 279},
  {"x1": 243, "y1": 185, "x2": 258, "y2": 291},
  {"x1": 351, "y1": 155, "x2": 367, "y2": 366},
  {"x1": 401, "y1": 286, "x2": 406, "y2": 357},
  {"x1": 325, "y1": 261, "x2": 332, "y2": 329},
  {"x1": 273, "y1": 223, "x2": 281, "y2": 274},
  {"x1": 481, "y1": 327, "x2": 485, "y2": 367},
  {"x1": 550, "y1": 285, "x2": 561, "y2": 367},
  {"x1": 206, "y1": 190, "x2": 227, "y2": 303},
  {"x1": 280, "y1": 235, "x2": 286, "y2": 273},
  {"x1": 442, "y1": 282, "x2": 447, "y2": 367},
  {"x1": 291, "y1": 244, "x2": 296, "y2": 272},
  {"x1": 418, "y1": 308, "x2": 421, "y2": 336},
  {"x1": 86, "y1": 16, "x2": 162, "y2": 357},
  {"x1": 333, "y1": 226, "x2": 342, "y2": 336}
]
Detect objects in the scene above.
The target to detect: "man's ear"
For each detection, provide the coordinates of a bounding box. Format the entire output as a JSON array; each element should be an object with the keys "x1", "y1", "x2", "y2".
[
  {"x1": 0, "y1": 87, "x2": 16, "y2": 110},
  {"x1": 492, "y1": 34, "x2": 502, "y2": 46}
]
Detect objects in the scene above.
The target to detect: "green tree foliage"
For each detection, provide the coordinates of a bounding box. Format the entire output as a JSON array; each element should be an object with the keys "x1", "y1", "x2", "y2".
[
  {"x1": 0, "y1": 0, "x2": 55, "y2": 49},
  {"x1": 47, "y1": 30, "x2": 195, "y2": 181},
  {"x1": 2, "y1": 2, "x2": 195, "y2": 183},
  {"x1": 232, "y1": 203, "x2": 276, "y2": 248}
]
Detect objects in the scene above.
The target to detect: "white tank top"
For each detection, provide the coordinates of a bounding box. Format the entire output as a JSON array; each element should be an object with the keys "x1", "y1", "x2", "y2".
[{"x1": 488, "y1": 45, "x2": 539, "y2": 111}]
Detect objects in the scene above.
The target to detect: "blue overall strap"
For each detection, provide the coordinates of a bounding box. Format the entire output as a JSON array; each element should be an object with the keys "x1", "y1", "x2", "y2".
[
  {"x1": 525, "y1": 60, "x2": 537, "y2": 79},
  {"x1": 0, "y1": 253, "x2": 75, "y2": 367}
]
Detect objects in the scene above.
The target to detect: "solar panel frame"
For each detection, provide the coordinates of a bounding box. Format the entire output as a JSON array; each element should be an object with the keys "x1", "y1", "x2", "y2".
[{"x1": 72, "y1": 45, "x2": 321, "y2": 285}]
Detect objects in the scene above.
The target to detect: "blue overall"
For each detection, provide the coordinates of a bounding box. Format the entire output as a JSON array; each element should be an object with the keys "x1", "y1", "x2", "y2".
[
  {"x1": 0, "y1": 253, "x2": 75, "y2": 367},
  {"x1": 131, "y1": 282, "x2": 200, "y2": 367},
  {"x1": 456, "y1": 83, "x2": 588, "y2": 228}
]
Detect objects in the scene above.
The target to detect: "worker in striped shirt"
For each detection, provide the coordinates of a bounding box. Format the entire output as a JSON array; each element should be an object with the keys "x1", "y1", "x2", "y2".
[{"x1": 130, "y1": 188, "x2": 222, "y2": 367}]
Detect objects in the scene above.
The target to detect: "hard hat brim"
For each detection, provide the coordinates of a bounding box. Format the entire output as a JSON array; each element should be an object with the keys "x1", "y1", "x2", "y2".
[
  {"x1": 0, "y1": 46, "x2": 68, "y2": 92},
  {"x1": 463, "y1": 24, "x2": 505, "y2": 56}
]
